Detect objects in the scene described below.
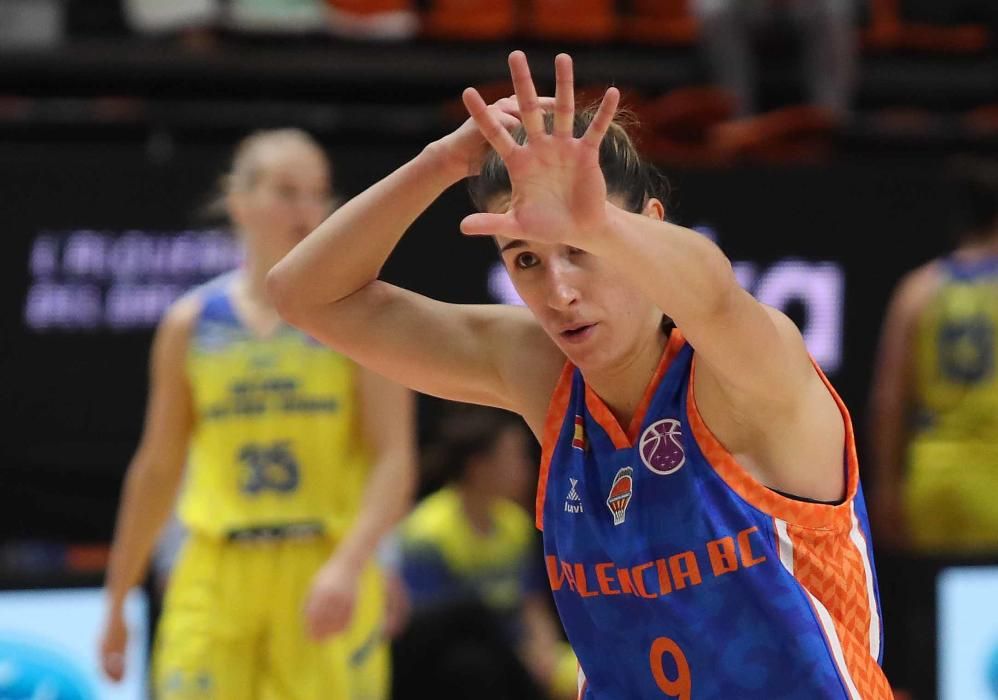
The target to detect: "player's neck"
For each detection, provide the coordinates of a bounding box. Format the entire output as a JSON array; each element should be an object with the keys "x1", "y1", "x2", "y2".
[
  {"x1": 239, "y1": 256, "x2": 276, "y2": 308},
  {"x1": 232, "y1": 262, "x2": 283, "y2": 336},
  {"x1": 956, "y1": 227, "x2": 998, "y2": 258},
  {"x1": 457, "y1": 484, "x2": 494, "y2": 536},
  {"x1": 583, "y1": 330, "x2": 667, "y2": 433}
]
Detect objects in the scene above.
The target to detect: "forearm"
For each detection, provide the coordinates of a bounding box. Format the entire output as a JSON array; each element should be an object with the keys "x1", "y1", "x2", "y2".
[
  {"x1": 331, "y1": 451, "x2": 416, "y2": 570},
  {"x1": 268, "y1": 143, "x2": 464, "y2": 315},
  {"x1": 104, "y1": 460, "x2": 185, "y2": 610},
  {"x1": 869, "y1": 397, "x2": 909, "y2": 494},
  {"x1": 594, "y1": 206, "x2": 738, "y2": 326}
]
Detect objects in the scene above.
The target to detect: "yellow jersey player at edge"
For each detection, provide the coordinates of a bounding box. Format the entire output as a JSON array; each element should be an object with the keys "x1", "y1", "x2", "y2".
[
  {"x1": 871, "y1": 155, "x2": 998, "y2": 552},
  {"x1": 98, "y1": 129, "x2": 417, "y2": 700}
]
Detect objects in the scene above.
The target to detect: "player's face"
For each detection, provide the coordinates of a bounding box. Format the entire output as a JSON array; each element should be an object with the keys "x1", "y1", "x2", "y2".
[
  {"x1": 492, "y1": 195, "x2": 663, "y2": 375},
  {"x1": 231, "y1": 142, "x2": 332, "y2": 261}
]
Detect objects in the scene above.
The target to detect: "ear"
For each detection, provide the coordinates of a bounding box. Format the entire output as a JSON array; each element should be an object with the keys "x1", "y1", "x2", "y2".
[{"x1": 643, "y1": 198, "x2": 665, "y2": 221}]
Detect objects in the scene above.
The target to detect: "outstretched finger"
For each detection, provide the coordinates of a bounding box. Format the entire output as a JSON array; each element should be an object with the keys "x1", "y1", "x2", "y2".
[
  {"x1": 102, "y1": 651, "x2": 125, "y2": 682},
  {"x1": 495, "y1": 95, "x2": 557, "y2": 120},
  {"x1": 508, "y1": 51, "x2": 546, "y2": 139},
  {"x1": 553, "y1": 53, "x2": 575, "y2": 137},
  {"x1": 463, "y1": 88, "x2": 518, "y2": 158},
  {"x1": 460, "y1": 212, "x2": 523, "y2": 239},
  {"x1": 580, "y1": 86, "x2": 620, "y2": 149}
]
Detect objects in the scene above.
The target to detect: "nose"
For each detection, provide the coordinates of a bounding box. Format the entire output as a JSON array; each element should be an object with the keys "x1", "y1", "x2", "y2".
[{"x1": 545, "y1": 257, "x2": 579, "y2": 311}]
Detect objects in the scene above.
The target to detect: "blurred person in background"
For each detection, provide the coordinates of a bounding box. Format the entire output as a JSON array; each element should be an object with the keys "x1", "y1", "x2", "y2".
[
  {"x1": 692, "y1": 0, "x2": 858, "y2": 119},
  {"x1": 123, "y1": 0, "x2": 417, "y2": 41},
  {"x1": 871, "y1": 155, "x2": 998, "y2": 554},
  {"x1": 123, "y1": 0, "x2": 326, "y2": 38},
  {"x1": 0, "y1": 0, "x2": 65, "y2": 49},
  {"x1": 98, "y1": 128, "x2": 416, "y2": 700},
  {"x1": 869, "y1": 155, "x2": 998, "y2": 697},
  {"x1": 394, "y1": 405, "x2": 576, "y2": 700}
]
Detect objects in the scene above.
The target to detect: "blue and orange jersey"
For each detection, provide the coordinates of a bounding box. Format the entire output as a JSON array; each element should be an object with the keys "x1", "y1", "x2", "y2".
[
  {"x1": 178, "y1": 273, "x2": 370, "y2": 539},
  {"x1": 537, "y1": 330, "x2": 891, "y2": 699}
]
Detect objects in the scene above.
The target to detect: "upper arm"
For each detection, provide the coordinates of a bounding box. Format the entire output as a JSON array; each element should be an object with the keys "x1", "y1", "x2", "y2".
[
  {"x1": 690, "y1": 287, "x2": 847, "y2": 499},
  {"x1": 687, "y1": 285, "x2": 817, "y2": 413},
  {"x1": 132, "y1": 295, "x2": 199, "y2": 477},
  {"x1": 276, "y1": 281, "x2": 565, "y2": 426}
]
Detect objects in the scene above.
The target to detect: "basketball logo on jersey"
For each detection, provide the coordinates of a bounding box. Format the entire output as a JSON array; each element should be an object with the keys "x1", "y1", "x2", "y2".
[
  {"x1": 639, "y1": 419, "x2": 685, "y2": 475},
  {"x1": 606, "y1": 467, "x2": 633, "y2": 526},
  {"x1": 564, "y1": 478, "x2": 584, "y2": 514}
]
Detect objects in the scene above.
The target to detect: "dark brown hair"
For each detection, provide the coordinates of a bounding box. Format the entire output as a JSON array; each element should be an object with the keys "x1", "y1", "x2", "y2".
[
  {"x1": 469, "y1": 104, "x2": 669, "y2": 215},
  {"x1": 946, "y1": 155, "x2": 998, "y2": 241},
  {"x1": 422, "y1": 405, "x2": 528, "y2": 487}
]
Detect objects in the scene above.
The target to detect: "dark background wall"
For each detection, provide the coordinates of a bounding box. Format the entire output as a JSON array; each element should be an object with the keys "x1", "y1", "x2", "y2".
[{"x1": 0, "y1": 133, "x2": 958, "y2": 541}]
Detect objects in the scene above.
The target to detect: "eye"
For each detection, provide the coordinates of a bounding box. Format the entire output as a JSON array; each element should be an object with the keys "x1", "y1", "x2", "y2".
[
  {"x1": 515, "y1": 252, "x2": 539, "y2": 269},
  {"x1": 567, "y1": 246, "x2": 584, "y2": 256}
]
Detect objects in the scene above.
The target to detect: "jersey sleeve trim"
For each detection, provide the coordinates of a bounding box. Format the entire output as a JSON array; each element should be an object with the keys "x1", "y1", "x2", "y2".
[{"x1": 686, "y1": 356, "x2": 859, "y2": 531}]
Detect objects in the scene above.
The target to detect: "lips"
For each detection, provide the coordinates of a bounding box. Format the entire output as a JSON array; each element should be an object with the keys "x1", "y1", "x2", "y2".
[{"x1": 559, "y1": 322, "x2": 597, "y2": 344}]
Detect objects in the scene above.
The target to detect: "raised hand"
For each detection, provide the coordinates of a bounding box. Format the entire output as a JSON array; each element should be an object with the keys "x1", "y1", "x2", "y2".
[
  {"x1": 433, "y1": 93, "x2": 557, "y2": 179},
  {"x1": 459, "y1": 51, "x2": 620, "y2": 251}
]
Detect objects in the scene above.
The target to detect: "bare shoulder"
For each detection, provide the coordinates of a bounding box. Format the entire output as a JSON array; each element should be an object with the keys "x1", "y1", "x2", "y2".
[
  {"x1": 890, "y1": 259, "x2": 944, "y2": 317},
  {"x1": 163, "y1": 291, "x2": 203, "y2": 328},
  {"x1": 154, "y1": 291, "x2": 203, "y2": 360}
]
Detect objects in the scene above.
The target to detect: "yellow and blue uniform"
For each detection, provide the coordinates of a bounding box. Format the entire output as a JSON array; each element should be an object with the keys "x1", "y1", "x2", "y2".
[
  {"x1": 399, "y1": 486, "x2": 539, "y2": 620},
  {"x1": 906, "y1": 256, "x2": 998, "y2": 552},
  {"x1": 398, "y1": 486, "x2": 577, "y2": 697},
  {"x1": 154, "y1": 274, "x2": 388, "y2": 700}
]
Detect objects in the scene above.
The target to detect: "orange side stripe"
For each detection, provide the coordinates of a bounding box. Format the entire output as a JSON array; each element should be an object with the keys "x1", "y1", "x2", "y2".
[
  {"x1": 787, "y1": 521, "x2": 893, "y2": 698},
  {"x1": 627, "y1": 329, "x2": 686, "y2": 442},
  {"x1": 536, "y1": 361, "x2": 576, "y2": 531},
  {"x1": 686, "y1": 355, "x2": 857, "y2": 530}
]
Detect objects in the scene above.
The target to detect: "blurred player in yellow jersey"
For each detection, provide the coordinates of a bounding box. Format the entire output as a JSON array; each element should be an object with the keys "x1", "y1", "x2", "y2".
[
  {"x1": 396, "y1": 406, "x2": 577, "y2": 700},
  {"x1": 870, "y1": 156, "x2": 998, "y2": 554},
  {"x1": 98, "y1": 129, "x2": 417, "y2": 700}
]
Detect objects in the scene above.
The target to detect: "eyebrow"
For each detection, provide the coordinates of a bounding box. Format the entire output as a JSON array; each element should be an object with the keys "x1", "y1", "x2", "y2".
[{"x1": 499, "y1": 239, "x2": 527, "y2": 253}]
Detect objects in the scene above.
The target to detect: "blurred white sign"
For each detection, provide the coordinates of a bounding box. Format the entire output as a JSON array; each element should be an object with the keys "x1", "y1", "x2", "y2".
[
  {"x1": 938, "y1": 567, "x2": 998, "y2": 700},
  {"x1": 0, "y1": 588, "x2": 148, "y2": 700}
]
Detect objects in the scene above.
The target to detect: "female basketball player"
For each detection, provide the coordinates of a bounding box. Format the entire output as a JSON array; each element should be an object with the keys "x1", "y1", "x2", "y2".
[
  {"x1": 268, "y1": 53, "x2": 890, "y2": 698},
  {"x1": 99, "y1": 129, "x2": 416, "y2": 700},
  {"x1": 868, "y1": 157, "x2": 998, "y2": 695}
]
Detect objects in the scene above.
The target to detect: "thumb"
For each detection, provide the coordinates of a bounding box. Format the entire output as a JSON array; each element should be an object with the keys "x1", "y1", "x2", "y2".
[
  {"x1": 102, "y1": 645, "x2": 126, "y2": 682},
  {"x1": 460, "y1": 212, "x2": 522, "y2": 238}
]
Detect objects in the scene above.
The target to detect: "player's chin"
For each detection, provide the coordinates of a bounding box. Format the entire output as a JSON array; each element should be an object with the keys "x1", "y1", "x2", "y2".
[{"x1": 555, "y1": 338, "x2": 608, "y2": 372}]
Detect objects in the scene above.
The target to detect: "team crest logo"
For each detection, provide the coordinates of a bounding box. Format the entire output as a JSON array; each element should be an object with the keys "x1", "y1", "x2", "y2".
[
  {"x1": 639, "y1": 418, "x2": 686, "y2": 475},
  {"x1": 572, "y1": 415, "x2": 586, "y2": 451},
  {"x1": 606, "y1": 467, "x2": 633, "y2": 526},
  {"x1": 564, "y1": 478, "x2": 583, "y2": 514}
]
